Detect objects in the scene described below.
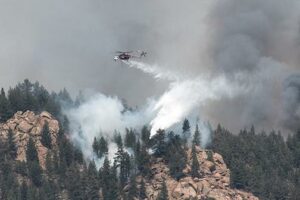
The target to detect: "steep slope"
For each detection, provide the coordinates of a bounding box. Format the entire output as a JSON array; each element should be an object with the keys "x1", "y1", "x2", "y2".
[{"x1": 0, "y1": 110, "x2": 59, "y2": 168}]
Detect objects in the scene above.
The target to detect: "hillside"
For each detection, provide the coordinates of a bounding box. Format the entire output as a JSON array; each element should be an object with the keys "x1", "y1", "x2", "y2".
[{"x1": 0, "y1": 111, "x2": 258, "y2": 200}]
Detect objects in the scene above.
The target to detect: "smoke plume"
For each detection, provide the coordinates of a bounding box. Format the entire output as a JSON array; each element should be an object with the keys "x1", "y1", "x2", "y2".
[
  {"x1": 65, "y1": 92, "x2": 154, "y2": 163},
  {"x1": 65, "y1": 58, "x2": 248, "y2": 163},
  {"x1": 148, "y1": 75, "x2": 245, "y2": 136},
  {"x1": 283, "y1": 74, "x2": 300, "y2": 131},
  {"x1": 125, "y1": 60, "x2": 182, "y2": 82}
]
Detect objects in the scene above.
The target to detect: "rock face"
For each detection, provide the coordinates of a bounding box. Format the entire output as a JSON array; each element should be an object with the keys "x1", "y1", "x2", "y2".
[
  {"x1": 142, "y1": 146, "x2": 259, "y2": 200},
  {"x1": 0, "y1": 111, "x2": 59, "y2": 168}
]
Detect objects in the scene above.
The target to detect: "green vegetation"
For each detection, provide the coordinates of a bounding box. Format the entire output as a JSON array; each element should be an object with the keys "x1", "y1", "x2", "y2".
[
  {"x1": 1, "y1": 80, "x2": 300, "y2": 200},
  {"x1": 92, "y1": 136, "x2": 108, "y2": 158},
  {"x1": 211, "y1": 125, "x2": 300, "y2": 200},
  {"x1": 157, "y1": 179, "x2": 168, "y2": 200},
  {"x1": 41, "y1": 122, "x2": 52, "y2": 149},
  {"x1": 191, "y1": 144, "x2": 200, "y2": 178},
  {"x1": 0, "y1": 79, "x2": 69, "y2": 122}
]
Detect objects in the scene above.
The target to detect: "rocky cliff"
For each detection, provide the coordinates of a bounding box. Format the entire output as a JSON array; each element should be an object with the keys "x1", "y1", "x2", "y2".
[
  {"x1": 138, "y1": 146, "x2": 259, "y2": 200},
  {"x1": 0, "y1": 111, "x2": 59, "y2": 168}
]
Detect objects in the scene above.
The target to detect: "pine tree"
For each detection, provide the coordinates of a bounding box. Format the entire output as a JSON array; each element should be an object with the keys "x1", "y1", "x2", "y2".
[
  {"x1": 192, "y1": 124, "x2": 201, "y2": 146},
  {"x1": 114, "y1": 132, "x2": 123, "y2": 149},
  {"x1": 93, "y1": 136, "x2": 108, "y2": 158},
  {"x1": 157, "y1": 180, "x2": 168, "y2": 200},
  {"x1": 8, "y1": 86, "x2": 24, "y2": 113},
  {"x1": 0, "y1": 137, "x2": 7, "y2": 163},
  {"x1": 101, "y1": 157, "x2": 111, "y2": 200},
  {"x1": 41, "y1": 121, "x2": 52, "y2": 149},
  {"x1": 23, "y1": 79, "x2": 37, "y2": 111},
  {"x1": 152, "y1": 129, "x2": 167, "y2": 157},
  {"x1": 167, "y1": 134, "x2": 186, "y2": 180},
  {"x1": 33, "y1": 82, "x2": 50, "y2": 110},
  {"x1": 127, "y1": 175, "x2": 137, "y2": 200},
  {"x1": 28, "y1": 161, "x2": 42, "y2": 187},
  {"x1": 114, "y1": 136, "x2": 131, "y2": 187},
  {"x1": 74, "y1": 147, "x2": 84, "y2": 164},
  {"x1": 7, "y1": 188, "x2": 20, "y2": 200},
  {"x1": 92, "y1": 137, "x2": 99, "y2": 157},
  {"x1": 125, "y1": 128, "x2": 136, "y2": 149},
  {"x1": 15, "y1": 161, "x2": 27, "y2": 176},
  {"x1": 74, "y1": 90, "x2": 84, "y2": 107},
  {"x1": 59, "y1": 136, "x2": 73, "y2": 167},
  {"x1": 98, "y1": 136, "x2": 108, "y2": 158},
  {"x1": 52, "y1": 151, "x2": 60, "y2": 174},
  {"x1": 26, "y1": 137, "x2": 39, "y2": 163},
  {"x1": 27, "y1": 186, "x2": 39, "y2": 200},
  {"x1": 119, "y1": 151, "x2": 131, "y2": 188},
  {"x1": 191, "y1": 144, "x2": 200, "y2": 178},
  {"x1": 66, "y1": 164, "x2": 84, "y2": 200},
  {"x1": 139, "y1": 179, "x2": 147, "y2": 200},
  {"x1": 58, "y1": 115, "x2": 69, "y2": 136},
  {"x1": 80, "y1": 170, "x2": 89, "y2": 200},
  {"x1": 1, "y1": 164, "x2": 18, "y2": 199},
  {"x1": 206, "y1": 150, "x2": 216, "y2": 172},
  {"x1": 101, "y1": 159, "x2": 119, "y2": 200},
  {"x1": 45, "y1": 151, "x2": 53, "y2": 175},
  {"x1": 182, "y1": 119, "x2": 191, "y2": 143},
  {"x1": 40, "y1": 180, "x2": 57, "y2": 200},
  {"x1": 88, "y1": 160, "x2": 98, "y2": 177},
  {"x1": 86, "y1": 160, "x2": 99, "y2": 200},
  {"x1": 136, "y1": 141, "x2": 151, "y2": 176},
  {"x1": 207, "y1": 150, "x2": 214, "y2": 162},
  {"x1": 108, "y1": 164, "x2": 119, "y2": 200},
  {"x1": 58, "y1": 88, "x2": 73, "y2": 106},
  {"x1": 141, "y1": 126, "x2": 150, "y2": 147},
  {"x1": 20, "y1": 181, "x2": 28, "y2": 200},
  {"x1": 7, "y1": 129, "x2": 17, "y2": 159},
  {"x1": 0, "y1": 88, "x2": 12, "y2": 122},
  {"x1": 135, "y1": 140, "x2": 141, "y2": 156},
  {"x1": 114, "y1": 139, "x2": 124, "y2": 166},
  {"x1": 58, "y1": 159, "x2": 67, "y2": 180},
  {"x1": 168, "y1": 150, "x2": 185, "y2": 180}
]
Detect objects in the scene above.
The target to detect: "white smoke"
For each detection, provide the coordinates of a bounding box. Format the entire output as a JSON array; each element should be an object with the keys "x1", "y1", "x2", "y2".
[
  {"x1": 124, "y1": 60, "x2": 183, "y2": 81},
  {"x1": 124, "y1": 60, "x2": 246, "y2": 138},
  {"x1": 65, "y1": 59, "x2": 247, "y2": 163},
  {"x1": 65, "y1": 93, "x2": 154, "y2": 164},
  {"x1": 149, "y1": 75, "x2": 244, "y2": 137}
]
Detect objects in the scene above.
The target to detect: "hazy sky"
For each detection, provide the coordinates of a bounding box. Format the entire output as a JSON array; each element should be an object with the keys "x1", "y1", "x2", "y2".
[
  {"x1": 0, "y1": 0, "x2": 209, "y2": 103},
  {"x1": 1, "y1": 0, "x2": 300, "y2": 133}
]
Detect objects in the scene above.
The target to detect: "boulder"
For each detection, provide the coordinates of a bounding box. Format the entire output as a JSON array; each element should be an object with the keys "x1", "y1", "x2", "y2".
[
  {"x1": 172, "y1": 181, "x2": 197, "y2": 199},
  {"x1": 214, "y1": 153, "x2": 225, "y2": 164},
  {"x1": 18, "y1": 121, "x2": 33, "y2": 133}
]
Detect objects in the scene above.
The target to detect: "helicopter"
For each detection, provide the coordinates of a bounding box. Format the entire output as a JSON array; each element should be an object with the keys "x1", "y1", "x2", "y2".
[{"x1": 114, "y1": 50, "x2": 147, "y2": 61}]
